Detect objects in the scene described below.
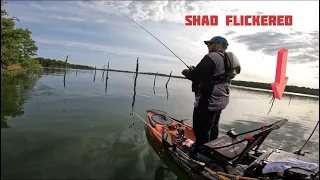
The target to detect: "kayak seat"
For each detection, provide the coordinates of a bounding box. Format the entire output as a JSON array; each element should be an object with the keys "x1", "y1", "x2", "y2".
[
  {"x1": 203, "y1": 136, "x2": 247, "y2": 160},
  {"x1": 150, "y1": 114, "x2": 172, "y2": 126},
  {"x1": 202, "y1": 124, "x2": 278, "y2": 167}
]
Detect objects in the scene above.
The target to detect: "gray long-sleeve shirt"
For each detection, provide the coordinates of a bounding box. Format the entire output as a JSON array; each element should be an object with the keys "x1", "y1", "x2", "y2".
[{"x1": 182, "y1": 52, "x2": 230, "y2": 111}]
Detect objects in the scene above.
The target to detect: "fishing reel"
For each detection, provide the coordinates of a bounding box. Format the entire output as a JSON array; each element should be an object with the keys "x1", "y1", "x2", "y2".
[
  {"x1": 174, "y1": 124, "x2": 186, "y2": 143},
  {"x1": 293, "y1": 150, "x2": 312, "y2": 156}
]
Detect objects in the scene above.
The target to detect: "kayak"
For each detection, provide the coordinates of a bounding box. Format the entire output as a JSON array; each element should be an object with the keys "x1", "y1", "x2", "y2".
[
  {"x1": 143, "y1": 109, "x2": 319, "y2": 180},
  {"x1": 146, "y1": 109, "x2": 196, "y2": 151}
]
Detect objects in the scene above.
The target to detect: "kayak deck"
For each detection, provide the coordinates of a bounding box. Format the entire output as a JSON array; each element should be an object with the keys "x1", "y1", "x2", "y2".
[{"x1": 146, "y1": 110, "x2": 195, "y2": 153}]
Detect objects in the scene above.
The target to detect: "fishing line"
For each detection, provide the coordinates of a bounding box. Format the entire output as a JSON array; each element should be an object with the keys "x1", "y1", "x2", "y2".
[
  {"x1": 112, "y1": 8, "x2": 190, "y2": 69},
  {"x1": 267, "y1": 94, "x2": 275, "y2": 116},
  {"x1": 132, "y1": 112, "x2": 163, "y2": 138},
  {"x1": 288, "y1": 95, "x2": 292, "y2": 106},
  {"x1": 295, "y1": 119, "x2": 319, "y2": 155},
  {"x1": 128, "y1": 122, "x2": 147, "y2": 142}
]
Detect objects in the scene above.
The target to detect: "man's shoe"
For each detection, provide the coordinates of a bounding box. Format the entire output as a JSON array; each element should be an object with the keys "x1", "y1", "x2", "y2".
[{"x1": 188, "y1": 146, "x2": 198, "y2": 159}]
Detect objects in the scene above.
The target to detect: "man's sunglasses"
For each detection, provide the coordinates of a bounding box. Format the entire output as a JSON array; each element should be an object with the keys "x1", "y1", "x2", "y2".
[{"x1": 207, "y1": 42, "x2": 220, "y2": 46}]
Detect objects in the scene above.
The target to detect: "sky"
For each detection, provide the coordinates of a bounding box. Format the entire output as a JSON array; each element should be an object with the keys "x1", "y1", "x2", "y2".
[{"x1": 4, "y1": 1, "x2": 319, "y2": 88}]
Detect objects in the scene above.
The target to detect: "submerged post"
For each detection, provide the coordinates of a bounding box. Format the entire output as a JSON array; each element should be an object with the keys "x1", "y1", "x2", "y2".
[
  {"x1": 101, "y1": 65, "x2": 106, "y2": 82},
  {"x1": 166, "y1": 85, "x2": 169, "y2": 100},
  {"x1": 76, "y1": 69, "x2": 77, "y2": 76},
  {"x1": 105, "y1": 62, "x2": 109, "y2": 94},
  {"x1": 63, "y1": 55, "x2": 69, "y2": 88},
  {"x1": 134, "y1": 58, "x2": 139, "y2": 82},
  {"x1": 165, "y1": 70, "x2": 172, "y2": 88},
  {"x1": 288, "y1": 95, "x2": 292, "y2": 106},
  {"x1": 93, "y1": 66, "x2": 96, "y2": 82},
  {"x1": 153, "y1": 71, "x2": 158, "y2": 87},
  {"x1": 153, "y1": 71, "x2": 158, "y2": 95},
  {"x1": 165, "y1": 71, "x2": 172, "y2": 100},
  {"x1": 131, "y1": 57, "x2": 139, "y2": 116}
]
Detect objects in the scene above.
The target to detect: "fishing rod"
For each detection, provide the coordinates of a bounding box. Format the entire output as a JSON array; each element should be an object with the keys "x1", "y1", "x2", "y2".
[
  {"x1": 112, "y1": 8, "x2": 190, "y2": 69},
  {"x1": 131, "y1": 112, "x2": 162, "y2": 137},
  {"x1": 294, "y1": 119, "x2": 319, "y2": 156},
  {"x1": 147, "y1": 109, "x2": 193, "y2": 130}
]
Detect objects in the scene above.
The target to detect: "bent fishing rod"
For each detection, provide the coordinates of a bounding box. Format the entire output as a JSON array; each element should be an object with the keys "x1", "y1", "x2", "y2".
[
  {"x1": 294, "y1": 119, "x2": 319, "y2": 156},
  {"x1": 112, "y1": 8, "x2": 190, "y2": 69}
]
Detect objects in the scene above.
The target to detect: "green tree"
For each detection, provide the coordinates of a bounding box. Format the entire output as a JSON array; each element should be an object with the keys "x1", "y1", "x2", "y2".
[
  {"x1": 35, "y1": 57, "x2": 94, "y2": 70},
  {"x1": 1, "y1": 0, "x2": 38, "y2": 68}
]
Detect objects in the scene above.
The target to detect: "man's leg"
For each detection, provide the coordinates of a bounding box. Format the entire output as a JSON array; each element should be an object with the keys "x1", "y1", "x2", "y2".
[
  {"x1": 193, "y1": 107, "x2": 216, "y2": 147},
  {"x1": 192, "y1": 107, "x2": 205, "y2": 148},
  {"x1": 209, "y1": 110, "x2": 222, "y2": 141}
]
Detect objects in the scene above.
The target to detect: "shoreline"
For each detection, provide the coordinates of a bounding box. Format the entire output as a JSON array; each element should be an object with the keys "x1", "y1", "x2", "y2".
[
  {"x1": 230, "y1": 85, "x2": 319, "y2": 99},
  {"x1": 42, "y1": 67, "x2": 319, "y2": 98}
]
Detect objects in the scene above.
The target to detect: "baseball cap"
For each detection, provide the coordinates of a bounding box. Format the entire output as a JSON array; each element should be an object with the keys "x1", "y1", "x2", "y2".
[{"x1": 204, "y1": 36, "x2": 229, "y2": 46}]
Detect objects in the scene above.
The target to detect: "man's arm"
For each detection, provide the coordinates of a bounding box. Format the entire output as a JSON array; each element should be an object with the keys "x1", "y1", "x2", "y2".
[{"x1": 181, "y1": 55, "x2": 215, "y2": 81}]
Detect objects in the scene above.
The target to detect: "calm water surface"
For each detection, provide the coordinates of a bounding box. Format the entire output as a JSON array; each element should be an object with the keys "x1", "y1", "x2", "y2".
[{"x1": 1, "y1": 69, "x2": 319, "y2": 179}]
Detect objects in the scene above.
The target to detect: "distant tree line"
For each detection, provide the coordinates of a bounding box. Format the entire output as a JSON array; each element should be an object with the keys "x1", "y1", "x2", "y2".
[
  {"x1": 108, "y1": 69, "x2": 319, "y2": 96},
  {"x1": 35, "y1": 57, "x2": 94, "y2": 70},
  {"x1": 231, "y1": 80, "x2": 319, "y2": 96},
  {"x1": 1, "y1": 1, "x2": 93, "y2": 74},
  {"x1": 140, "y1": 71, "x2": 319, "y2": 96}
]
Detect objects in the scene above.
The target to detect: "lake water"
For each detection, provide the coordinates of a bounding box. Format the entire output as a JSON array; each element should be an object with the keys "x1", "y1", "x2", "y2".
[{"x1": 1, "y1": 69, "x2": 319, "y2": 180}]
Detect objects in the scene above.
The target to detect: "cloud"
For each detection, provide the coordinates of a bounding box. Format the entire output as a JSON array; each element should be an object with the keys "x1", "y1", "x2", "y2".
[
  {"x1": 5, "y1": 1, "x2": 319, "y2": 88},
  {"x1": 51, "y1": 15, "x2": 85, "y2": 22},
  {"x1": 84, "y1": 1, "x2": 239, "y2": 23},
  {"x1": 224, "y1": 30, "x2": 236, "y2": 36},
  {"x1": 34, "y1": 37, "x2": 181, "y2": 63},
  {"x1": 232, "y1": 30, "x2": 319, "y2": 64}
]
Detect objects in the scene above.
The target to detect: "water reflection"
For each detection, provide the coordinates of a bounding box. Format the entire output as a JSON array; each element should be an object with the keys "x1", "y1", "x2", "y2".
[
  {"x1": 1, "y1": 69, "x2": 318, "y2": 179},
  {"x1": 63, "y1": 70, "x2": 66, "y2": 88},
  {"x1": 93, "y1": 67, "x2": 97, "y2": 82},
  {"x1": 166, "y1": 86, "x2": 169, "y2": 100},
  {"x1": 154, "y1": 166, "x2": 177, "y2": 180},
  {"x1": 43, "y1": 68, "x2": 73, "y2": 88},
  {"x1": 1, "y1": 74, "x2": 41, "y2": 129},
  {"x1": 43, "y1": 68, "x2": 71, "y2": 76},
  {"x1": 105, "y1": 70, "x2": 109, "y2": 94},
  {"x1": 234, "y1": 86, "x2": 319, "y2": 101},
  {"x1": 101, "y1": 65, "x2": 106, "y2": 82},
  {"x1": 129, "y1": 73, "x2": 134, "y2": 80},
  {"x1": 153, "y1": 72, "x2": 158, "y2": 95},
  {"x1": 101, "y1": 71, "x2": 105, "y2": 82}
]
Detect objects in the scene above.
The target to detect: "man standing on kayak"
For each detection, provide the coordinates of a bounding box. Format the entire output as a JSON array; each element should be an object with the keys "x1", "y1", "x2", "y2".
[{"x1": 182, "y1": 36, "x2": 240, "y2": 150}]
